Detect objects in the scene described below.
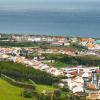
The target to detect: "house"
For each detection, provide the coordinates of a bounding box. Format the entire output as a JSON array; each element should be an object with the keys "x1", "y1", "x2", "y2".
[
  {"x1": 87, "y1": 83, "x2": 97, "y2": 90},
  {"x1": 65, "y1": 76, "x2": 84, "y2": 93},
  {"x1": 94, "y1": 40, "x2": 100, "y2": 45},
  {"x1": 79, "y1": 38, "x2": 95, "y2": 49},
  {"x1": 47, "y1": 67, "x2": 61, "y2": 76},
  {"x1": 40, "y1": 64, "x2": 49, "y2": 70},
  {"x1": 71, "y1": 38, "x2": 78, "y2": 43},
  {"x1": 14, "y1": 56, "x2": 26, "y2": 63}
]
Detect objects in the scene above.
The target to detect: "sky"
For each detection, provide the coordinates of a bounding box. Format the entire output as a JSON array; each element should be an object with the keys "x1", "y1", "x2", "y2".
[{"x1": 0, "y1": 0, "x2": 100, "y2": 12}]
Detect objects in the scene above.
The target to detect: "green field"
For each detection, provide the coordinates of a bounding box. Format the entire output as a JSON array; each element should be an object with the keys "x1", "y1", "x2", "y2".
[
  {"x1": 0, "y1": 78, "x2": 22, "y2": 100},
  {"x1": 36, "y1": 84, "x2": 56, "y2": 93},
  {"x1": 0, "y1": 73, "x2": 85, "y2": 100},
  {"x1": 0, "y1": 78, "x2": 57, "y2": 100},
  {"x1": 0, "y1": 78, "x2": 35, "y2": 100}
]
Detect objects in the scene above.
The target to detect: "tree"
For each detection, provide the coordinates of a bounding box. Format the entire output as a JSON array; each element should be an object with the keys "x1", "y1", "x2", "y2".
[
  {"x1": 23, "y1": 89, "x2": 33, "y2": 98},
  {"x1": 54, "y1": 90, "x2": 62, "y2": 97}
]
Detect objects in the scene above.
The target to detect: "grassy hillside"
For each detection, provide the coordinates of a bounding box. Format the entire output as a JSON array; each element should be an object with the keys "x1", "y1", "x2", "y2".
[
  {"x1": 36, "y1": 84, "x2": 56, "y2": 93},
  {"x1": 0, "y1": 61, "x2": 60, "y2": 85},
  {"x1": 0, "y1": 78, "x2": 57, "y2": 100},
  {"x1": 0, "y1": 77, "x2": 85, "y2": 100},
  {"x1": 0, "y1": 78, "x2": 33, "y2": 100}
]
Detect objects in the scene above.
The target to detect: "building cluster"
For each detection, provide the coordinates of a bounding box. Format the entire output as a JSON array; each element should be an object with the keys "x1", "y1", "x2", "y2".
[
  {"x1": 0, "y1": 35, "x2": 96, "y2": 56},
  {"x1": 0, "y1": 50, "x2": 99, "y2": 98},
  {"x1": 0, "y1": 47, "x2": 100, "y2": 99},
  {"x1": 79, "y1": 38, "x2": 100, "y2": 50},
  {"x1": 10, "y1": 35, "x2": 100, "y2": 50},
  {"x1": 0, "y1": 35, "x2": 100, "y2": 56},
  {"x1": 1, "y1": 50, "x2": 99, "y2": 80},
  {"x1": 0, "y1": 35, "x2": 100, "y2": 99},
  {"x1": 10, "y1": 35, "x2": 100, "y2": 47},
  {"x1": 11, "y1": 35, "x2": 70, "y2": 46},
  {"x1": 60, "y1": 66, "x2": 100, "y2": 99}
]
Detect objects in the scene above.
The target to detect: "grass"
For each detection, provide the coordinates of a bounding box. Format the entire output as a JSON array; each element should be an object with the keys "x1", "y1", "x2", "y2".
[
  {"x1": 36, "y1": 84, "x2": 56, "y2": 93},
  {"x1": 29, "y1": 79, "x2": 57, "y2": 93},
  {"x1": 0, "y1": 78, "x2": 33, "y2": 100},
  {"x1": 35, "y1": 84, "x2": 66, "y2": 98},
  {"x1": 0, "y1": 78, "x2": 58, "y2": 100},
  {"x1": 0, "y1": 77, "x2": 66, "y2": 100}
]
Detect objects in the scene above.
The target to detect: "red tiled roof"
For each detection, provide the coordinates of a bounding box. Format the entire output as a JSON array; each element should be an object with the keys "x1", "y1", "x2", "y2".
[
  {"x1": 70, "y1": 71, "x2": 78, "y2": 76},
  {"x1": 87, "y1": 93, "x2": 100, "y2": 100},
  {"x1": 91, "y1": 93, "x2": 97, "y2": 98},
  {"x1": 87, "y1": 83, "x2": 96, "y2": 90},
  {"x1": 96, "y1": 70, "x2": 100, "y2": 73}
]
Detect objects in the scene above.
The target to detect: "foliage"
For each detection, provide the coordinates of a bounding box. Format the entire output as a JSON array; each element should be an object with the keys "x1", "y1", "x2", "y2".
[
  {"x1": 29, "y1": 79, "x2": 37, "y2": 86},
  {"x1": 46, "y1": 62, "x2": 71, "y2": 68},
  {"x1": 0, "y1": 77, "x2": 85, "y2": 100},
  {"x1": 97, "y1": 74, "x2": 100, "y2": 78},
  {"x1": 23, "y1": 89, "x2": 33, "y2": 98},
  {"x1": 1, "y1": 74, "x2": 36, "y2": 89},
  {"x1": 0, "y1": 61, "x2": 60, "y2": 85},
  {"x1": 62, "y1": 86, "x2": 70, "y2": 92},
  {"x1": 0, "y1": 41, "x2": 50, "y2": 47},
  {"x1": 70, "y1": 43, "x2": 88, "y2": 51},
  {"x1": 54, "y1": 90, "x2": 62, "y2": 97},
  {"x1": 43, "y1": 53, "x2": 100, "y2": 66}
]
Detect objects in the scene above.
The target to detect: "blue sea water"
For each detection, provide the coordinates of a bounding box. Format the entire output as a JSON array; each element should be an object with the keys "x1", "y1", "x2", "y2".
[{"x1": 0, "y1": 10, "x2": 100, "y2": 38}]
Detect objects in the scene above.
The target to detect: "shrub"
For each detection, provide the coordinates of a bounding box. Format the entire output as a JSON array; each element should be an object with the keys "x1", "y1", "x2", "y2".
[
  {"x1": 54, "y1": 90, "x2": 62, "y2": 97},
  {"x1": 1, "y1": 74, "x2": 36, "y2": 89},
  {"x1": 23, "y1": 89, "x2": 33, "y2": 98},
  {"x1": 62, "y1": 86, "x2": 70, "y2": 92}
]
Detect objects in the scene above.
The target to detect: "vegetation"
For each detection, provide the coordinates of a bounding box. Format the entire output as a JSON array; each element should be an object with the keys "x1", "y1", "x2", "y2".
[
  {"x1": 23, "y1": 89, "x2": 34, "y2": 98},
  {"x1": 0, "y1": 77, "x2": 86, "y2": 100},
  {"x1": 35, "y1": 84, "x2": 56, "y2": 93},
  {"x1": 97, "y1": 74, "x2": 100, "y2": 78},
  {"x1": 0, "y1": 77, "x2": 56, "y2": 100},
  {"x1": 46, "y1": 61, "x2": 73, "y2": 68},
  {"x1": 0, "y1": 78, "x2": 33, "y2": 100},
  {"x1": 0, "y1": 61, "x2": 60, "y2": 85},
  {"x1": 0, "y1": 37, "x2": 8, "y2": 40},
  {"x1": 1, "y1": 74, "x2": 36, "y2": 89},
  {"x1": 69, "y1": 43, "x2": 88, "y2": 51},
  {"x1": 0, "y1": 61, "x2": 86, "y2": 100},
  {"x1": 0, "y1": 41, "x2": 50, "y2": 47},
  {"x1": 43, "y1": 53, "x2": 100, "y2": 66},
  {"x1": 0, "y1": 77, "x2": 58, "y2": 100}
]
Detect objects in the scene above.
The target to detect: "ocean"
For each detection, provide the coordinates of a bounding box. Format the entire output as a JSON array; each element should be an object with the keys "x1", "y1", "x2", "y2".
[{"x1": 0, "y1": 10, "x2": 100, "y2": 38}]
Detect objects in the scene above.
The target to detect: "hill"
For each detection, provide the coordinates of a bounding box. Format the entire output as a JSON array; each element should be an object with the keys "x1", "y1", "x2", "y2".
[{"x1": 0, "y1": 78, "x2": 33, "y2": 100}]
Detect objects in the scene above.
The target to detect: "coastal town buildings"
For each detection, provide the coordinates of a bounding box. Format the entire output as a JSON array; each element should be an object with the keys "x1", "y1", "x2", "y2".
[{"x1": 0, "y1": 35, "x2": 100, "y2": 99}]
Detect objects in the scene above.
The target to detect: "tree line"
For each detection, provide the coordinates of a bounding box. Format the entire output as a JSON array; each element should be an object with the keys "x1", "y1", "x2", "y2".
[
  {"x1": 0, "y1": 61, "x2": 60, "y2": 85},
  {"x1": 43, "y1": 53, "x2": 100, "y2": 66}
]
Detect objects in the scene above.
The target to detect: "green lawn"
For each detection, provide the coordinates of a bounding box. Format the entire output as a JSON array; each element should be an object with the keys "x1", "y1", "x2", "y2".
[{"x1": 0, "y1": 78, "x2": 33, "y2": 100}]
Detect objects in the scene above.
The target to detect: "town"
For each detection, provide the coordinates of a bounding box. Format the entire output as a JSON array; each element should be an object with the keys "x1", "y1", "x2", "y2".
[{"x1": 0, "y1": 34, "x2": 100, "y2": 100}]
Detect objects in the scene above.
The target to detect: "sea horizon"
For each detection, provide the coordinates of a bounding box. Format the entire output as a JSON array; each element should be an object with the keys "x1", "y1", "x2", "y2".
[{"x1": 0, "y1": 10, "x2": 100, "y2": 38}]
